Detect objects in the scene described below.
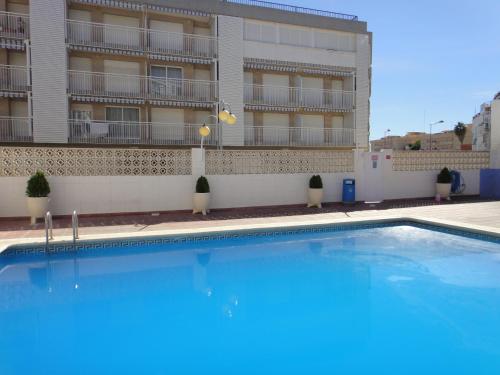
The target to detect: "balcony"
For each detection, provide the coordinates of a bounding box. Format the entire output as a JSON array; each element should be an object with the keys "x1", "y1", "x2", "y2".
[
  {"x1": 0, "y1": 117, "x2": 32, "y2": 142},
  {"x1": 244, "y1": 126, "x2": 354, "y2": 147},
  {"x1": 68, "y1": 70, "x2": 218, "y2": 104},
  {"x1": 66, "y1": 20, "x2": 217, "y2": 61},
  {"x1": 244, "y1": 84, "x2": 354, "y2": 111},
  {"x1": 0, "y1": 11, "x2": 29, "y2": 41},
  {"x1": 68, "y1": 120, "x2": 217, "y2": 146},
  {"x1": 0, "y1": 65, "x2": 30, "y2": 96}
]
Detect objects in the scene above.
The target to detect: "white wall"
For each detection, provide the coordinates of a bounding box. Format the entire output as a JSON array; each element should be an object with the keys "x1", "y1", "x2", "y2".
[
  {"x1": 217, "y1": 16, "x2": 244, "y2": 146},
  {"x1": 490, "y1": 99, "x2": 500, "y2": 168},
  {"x1": 244, "y1": 41, "x2": 356, "y2": 68},
  {"x1": 0, "y1": 176, "x2": 192, "y2": 217},
  {"x1": 30, "y1": 0, "x2": 68, "y2": 143},
  {"x1": 208, "y1": 173, "x2": 353, "y2": 208}
]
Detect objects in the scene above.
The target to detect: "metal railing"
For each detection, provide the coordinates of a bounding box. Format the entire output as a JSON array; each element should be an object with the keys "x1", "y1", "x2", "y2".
[
  {"x1": 68, "y1": 120, "x2": 218, "y2": 146},
  {"x1": 0, "y1": 11, "x2": 29, "y2": 40},
  {"x1": 244, "y1": 84, "x2": 354, "y2": 110},
  {"x1": 0, "y1": 64, "x2": 29, "y2": 91},
  {"x1": 66, "y1": 20, "x2": 217, "y2": 58},
  {"x1": 68, "y1": 70, "x2": 218, "y2": 102},
  {"x1": 0, "y1": 117, "x2": 32, "y2": 142},
  {"x1": 223, "y1": 0, "x2": 358, "y2": 21},
  {"x1": 244, "y1": 126, "x2": 355, "y2": 147}
]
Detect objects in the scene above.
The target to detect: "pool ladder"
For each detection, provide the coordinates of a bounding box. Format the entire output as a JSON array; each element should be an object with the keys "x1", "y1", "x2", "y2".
[
  {"x1": 44, "y1": 211, "x2": 80, "y2": 250},
  {"x1": 44, "y1": 211, "x2": 53, "y2": 250},
  {"x1": 72, "y1": 210, "x2": 79, "y2": 244}
]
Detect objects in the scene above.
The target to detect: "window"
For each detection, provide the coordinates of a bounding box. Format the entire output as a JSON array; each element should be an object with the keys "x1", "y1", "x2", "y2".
[
  {"x1": 106, "y1": 107, "x2": 140, "y2": 140},
  {"x1": 150, "y1": 66, "x2": 183, "y2": 98}
]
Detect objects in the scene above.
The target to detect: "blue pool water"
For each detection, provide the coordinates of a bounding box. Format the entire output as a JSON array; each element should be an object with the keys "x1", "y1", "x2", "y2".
[{"x1": 1, "y1": 224, "x2": 500, "y2": 374}]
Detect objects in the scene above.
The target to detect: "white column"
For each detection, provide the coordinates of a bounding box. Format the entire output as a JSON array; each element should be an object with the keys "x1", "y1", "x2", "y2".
[
  {"x1": 354, "y1": 34, "x2": 371, "y2": 150},
  {"x1": 217, "y1": 15, "x2": 244, "y2": 146},
  {"x1": 490, "y1": 98, "x2": 500, "y2": 168},
  {"x1": 30, "y1": 0, "x2": 68, "y2": 143}
]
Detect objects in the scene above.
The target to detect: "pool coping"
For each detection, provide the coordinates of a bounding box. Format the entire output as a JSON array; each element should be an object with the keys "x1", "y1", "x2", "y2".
[{"x1": 1, "y1": 215, "x2": 499, "y2": 254}]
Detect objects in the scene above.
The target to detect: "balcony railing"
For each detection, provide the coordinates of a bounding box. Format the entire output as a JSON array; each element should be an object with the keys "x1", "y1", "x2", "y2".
[
  {"x1": 66, "y1": 20, "x2": 217, "y2": 59},
  {"x1": 0, "y1": 11, "x2": 29, "y2": 40},
  {"x1": 68, "y1": 70, "x2": 218, "y2": 102},
  {"x1": 0, "y1": 117, "x2": 32, "y2": 142},
  {"x1": 244, "y1": 84, "x2": 354, "y2": 110},
  {"x1": 245, "y1": 126, "x2": 354, "y2": 147},
  {"x1": 224, "y1": 0, "x2": 358, "y2": 21},
  {"x1": 68, "y1": 120, "x2": 218, "y2": 146},
  {"x1": 0, "y1": 64, "x2": 29, "y2": 92}
]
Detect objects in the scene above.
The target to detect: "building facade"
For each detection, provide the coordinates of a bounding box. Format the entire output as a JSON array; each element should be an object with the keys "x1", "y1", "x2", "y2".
[
  {"x1": 0, "y1": 0, "x2": 371, "y2": 149},
  {"x1": 472, "y1": 102, "x2": 491, "y2": 151},
  {"x1": 371, "y1": 126, "x2": 473, "y2": 152}
]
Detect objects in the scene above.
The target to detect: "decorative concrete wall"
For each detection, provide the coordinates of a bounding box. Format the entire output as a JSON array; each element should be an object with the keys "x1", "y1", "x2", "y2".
[
  {"x1": 205, "y1": 150, "x2": 354, "y2": 175},
  {"x1": 0, "y1": 147, "x2": 192, "y2": 176},
  {"x1": 0, "y1": 146, "x2": 491, "y2": 218}
]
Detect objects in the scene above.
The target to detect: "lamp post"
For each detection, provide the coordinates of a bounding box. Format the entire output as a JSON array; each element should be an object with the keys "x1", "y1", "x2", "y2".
[
  {"x1": 198, "y1": 100, "x2": 237, "y2": 151},
  {"x1": 429, "y1": 120, "x2": 444, "y2": 150}
]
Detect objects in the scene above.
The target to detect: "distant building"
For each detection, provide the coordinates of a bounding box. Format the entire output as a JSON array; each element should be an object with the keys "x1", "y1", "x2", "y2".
[
  {"x1": 472, "y1": 103, "x2": 491, "y2": 151},
  {"x1": 371, "y1": 125, "x2": 473, "y2": 151}
]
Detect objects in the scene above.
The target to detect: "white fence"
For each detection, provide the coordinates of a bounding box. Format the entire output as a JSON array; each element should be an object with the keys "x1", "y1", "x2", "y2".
[
  {"x1": 244, "y1": 126, "x2": 354, "y2": 147},
  {"x1": 0, "y1": 117, "x2": 32, "y2": 142},
  {"x1": 66, "y1": 20, "x2": 217, "y2": 59},
  {"x1": 244, "y1": 84, "x2": 354, "y2": 110},
  {"x1": 68, "y1": 120, "x2": 218, "y2": 146},
  {"x1": 68, "y1": 70, "x2": 218, "y2": 102},
  {"x1": 0, "y1": 65, "x2": 29, "y2": 92},
  {"x1": 0, "y1": 11, "x2": 29, "y2": 40}
]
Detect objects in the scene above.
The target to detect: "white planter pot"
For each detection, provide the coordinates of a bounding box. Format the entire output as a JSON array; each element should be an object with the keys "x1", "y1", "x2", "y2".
[
  {"x1": 193, "y1": 193, "x2": 210, "y2": 215},
  {"x1": 307, "y1": 188, "x2": 323, "y2": 208},
  {"x1": 436, "y1": 183, "x2": 452, "y2": 199},
  {"x1": 26, "y1": 197, "x2": 49, "y2": 224}
]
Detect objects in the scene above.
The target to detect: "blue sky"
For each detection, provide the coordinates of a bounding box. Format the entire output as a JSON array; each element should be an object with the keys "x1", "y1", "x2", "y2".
[{"x1": 286, "y1": 0, "x2": 500, "y2": 139}]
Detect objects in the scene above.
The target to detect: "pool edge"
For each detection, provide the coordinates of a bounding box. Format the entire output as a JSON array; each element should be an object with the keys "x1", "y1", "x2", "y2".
[{"x1": 1, "y1": 215, "x2": 499, "y2": 254}]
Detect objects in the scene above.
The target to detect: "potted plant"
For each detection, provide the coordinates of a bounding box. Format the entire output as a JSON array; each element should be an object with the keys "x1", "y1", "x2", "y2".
[
  {"x1": 193, "y1": 176, "x2": 210, "y2": 215},
  {"x1": 436, "y1": 167, "x2": 452, "y2": 199},
  {"x1": 454, "y1": 122, "x2": 467, "y2": 148},
  {"x1": 26, "y1": 170, "x2": 50, "y2": 224},
  {"x1": 307, "y1": 175, "x2": 323, "y2": 208}
]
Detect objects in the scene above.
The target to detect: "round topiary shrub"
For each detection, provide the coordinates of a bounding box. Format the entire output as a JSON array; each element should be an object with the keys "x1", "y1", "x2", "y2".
[
  {"x1": 196, "y1": 176, "x2": 210, "y2": 193},
  {"x1": 26, "y1": 171, "x2": 50, "y2": 197},
  {"x1": 437, "y1": 168, "x2": 452, "y2": 184},
  {"x1": 309, "y1": 175, "x2": 323, "y2": 189}
]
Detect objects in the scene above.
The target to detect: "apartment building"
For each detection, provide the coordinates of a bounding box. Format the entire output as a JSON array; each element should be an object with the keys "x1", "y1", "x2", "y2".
[
  {"x1": 0, "y1": 0, "x2": 371, "y2": 149},
  {"x1": 472, "y1": 102, "x2": 491, "y2": 151}
]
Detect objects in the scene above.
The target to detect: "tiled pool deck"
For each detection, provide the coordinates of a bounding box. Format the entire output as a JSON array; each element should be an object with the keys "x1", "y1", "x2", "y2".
[{"x1": 1, "y1": 197, "x2": 499, "y2": 250}]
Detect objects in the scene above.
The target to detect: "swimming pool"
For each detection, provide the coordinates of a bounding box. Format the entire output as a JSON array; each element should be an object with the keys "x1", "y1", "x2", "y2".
[{"x1": 1, "y1": 221, "x2": 500, "y2": 374}]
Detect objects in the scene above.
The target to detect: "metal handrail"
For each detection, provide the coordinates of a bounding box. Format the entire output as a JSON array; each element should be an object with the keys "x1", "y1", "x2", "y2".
[
  {"x1": 72, "y1": 210, "x2": 79, "y2": 244},
  {"x1": 45, "y1": 211, "x2": 53, "y2": 249},
  {"x1": 223, "y1": 0, "x2": 358, "y2": 21}
]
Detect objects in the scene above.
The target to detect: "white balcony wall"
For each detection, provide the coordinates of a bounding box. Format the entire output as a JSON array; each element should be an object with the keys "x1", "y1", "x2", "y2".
[
  {"x1": 151, "y1": 108, "x2": 184, "y2": 141},
  {"x1": 11, "y1": 101, "x2": 28, "y2": 118},
  {"x1": 104, "y1": 60, "x2": 141, "y2": 96},
  {"x1": 194, "y1": 69, "x2": 210, "y2": 81},
  {"x1": 301, "y1": 77, "x2": 323, "y2": 107},
  {"x1": 244, "y1": 72, "x2": 253, "y2": 85},
  {"x1": 355, "y1": 34, "x2": 371, "y2": 149},
  {"x1": 70, "y1": 57, "x2": 92, "y2": 92},
  {"x1": 332, "y1": 116, "x2": 344, "y2": 129},
  {"x1": 103, "y1": 14, "x2": 141, "y2": 50},
  {"x1": 195, "y1": 110, "x2": 212, "y2": 124},
  {"x1": 333, "y1": 80, "x2": 343, "y2": 91}
]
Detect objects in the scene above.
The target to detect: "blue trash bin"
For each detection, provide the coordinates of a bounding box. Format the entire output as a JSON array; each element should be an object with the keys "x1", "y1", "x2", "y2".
[{"x1": 343, "y1": 179, "x2": 355, "y2": 204}]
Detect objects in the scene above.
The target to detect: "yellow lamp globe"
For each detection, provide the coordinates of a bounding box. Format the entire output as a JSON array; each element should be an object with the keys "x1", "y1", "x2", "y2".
[
  {"x1": 218, "y1": 109, "x2": 230, "y2": 122},
  {"x1": 226, "y1": 113, "x2": 237, "y2": 125},
  {"x1": 199, "y1": 125, "x2": 211, "y2": 137}
]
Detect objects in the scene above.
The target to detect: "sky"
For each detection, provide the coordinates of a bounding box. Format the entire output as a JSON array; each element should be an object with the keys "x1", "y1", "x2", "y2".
[{"x1": 284, "y1": 0, "x2": 500, "y2": 139}]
